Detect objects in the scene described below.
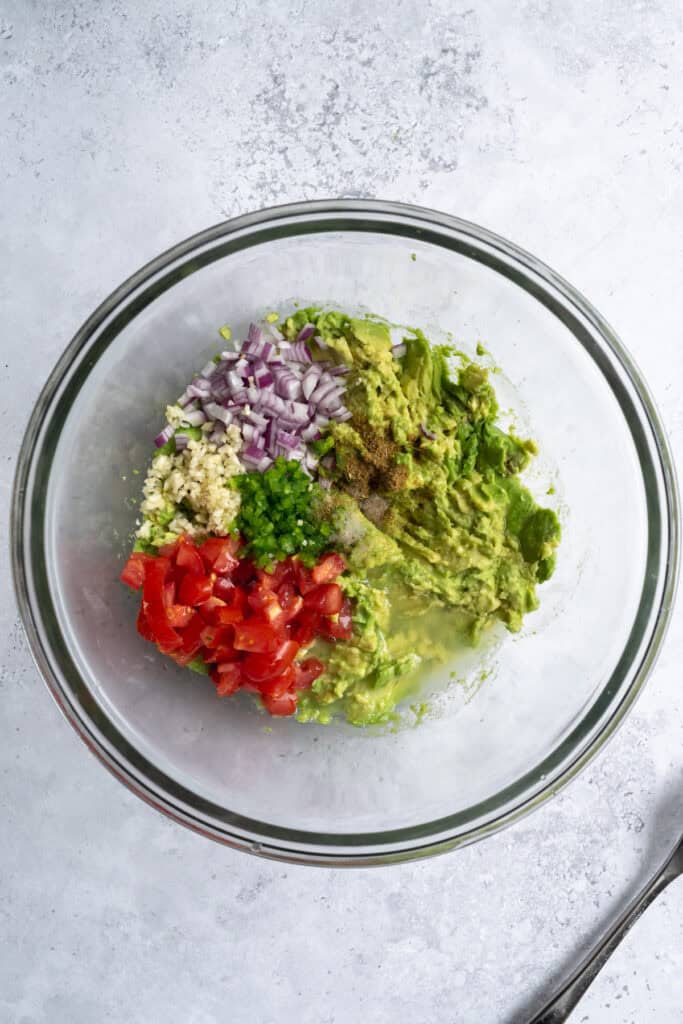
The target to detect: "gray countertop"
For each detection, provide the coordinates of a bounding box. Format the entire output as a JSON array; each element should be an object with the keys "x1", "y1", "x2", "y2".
[{"x1": 1, "y1": 2, "x2": 681, "y2": 1022}]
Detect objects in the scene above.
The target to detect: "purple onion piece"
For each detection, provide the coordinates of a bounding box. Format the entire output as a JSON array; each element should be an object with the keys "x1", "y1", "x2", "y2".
[
  {"x1": 183, "y1": 409, "x2": 207, "y2": 427},
  {"x1": 328, "y1": 364, "x2": 350, "y2": 376},
  {"x1": 333, "y1": 409, "x2": 353, "y2": 422},
  {"x1": 242, "y1": 444, "x2": 267, "y2": 465},
  {"x1": 296, "y1": 323, "x2": 316, "y2": 342},
  {"x1": 277, "y1": 430, "x2": 300, "y2": 449},
  {"x1": 154, "y1": 424, "x2": 174, "y2": 448},
  {"x1": 199, "y1": 360, "x2": 217, "y2": 379},
  {"x1": 174, "y1": 432, "x2": 190, "y2": 452},
  {"x1": 421, "y1": 422, "x2": 437, "y2": 440},
  {"x1": 300, "y1": 423, "x2": 322, "y2": 443}
]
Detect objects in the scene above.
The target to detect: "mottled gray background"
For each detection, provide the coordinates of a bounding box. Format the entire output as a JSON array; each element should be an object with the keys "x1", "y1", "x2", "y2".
[{"x1": 1, "y1": 1, "x2": 682, "y2": 1022}]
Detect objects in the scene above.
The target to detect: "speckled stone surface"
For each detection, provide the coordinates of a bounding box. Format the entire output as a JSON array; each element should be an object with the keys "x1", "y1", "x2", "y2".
[{"x1": 1, "y1": 2, "x2": 682, "y2": 1022}]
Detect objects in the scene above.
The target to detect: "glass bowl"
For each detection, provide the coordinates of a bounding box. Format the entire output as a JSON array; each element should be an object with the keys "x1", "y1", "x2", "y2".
[{"x1": 12, "y1": 200, "x2": 679, "y2": 865}]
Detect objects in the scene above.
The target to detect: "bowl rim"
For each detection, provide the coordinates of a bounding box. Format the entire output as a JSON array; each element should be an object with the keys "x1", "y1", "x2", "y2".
[{"x1": 11, "y1": 198, "x2": 680, "y2": 866}]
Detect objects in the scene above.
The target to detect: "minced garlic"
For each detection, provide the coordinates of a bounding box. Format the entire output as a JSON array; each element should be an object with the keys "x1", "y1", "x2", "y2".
[{"x1": 137, "y1": 425, "x2": 243, "y2": 540}]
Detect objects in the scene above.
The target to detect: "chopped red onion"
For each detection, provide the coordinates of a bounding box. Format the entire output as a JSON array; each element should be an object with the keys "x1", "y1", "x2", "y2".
[
  {"x1": 253, "y1": 365, "x2": 274, "y2": 388},
  {"x1": 288, "y1": 341, "x2": 313, "y2": 363},
  {"x1": 220, "y1": 350, "x2": 240, "y2": 361},
  {"x1": 297, "y1": 323, "x2": 316, "y2": 342},
  {"x1": 174, "y1": 432, "x2": 190, "y2": 451},
  {"x1": 277, "y1": 430, "x2": 300, "y2": 449},
  {"x1": 209, "y1": 424, "x2": 226, "y2": 445},
  {"x1": 332, "y1": 408, "x2": 353, "y2": 422},
  {"x1": 199, "y1": 360, "x2": 217, "y2": 378},
  {"x1": 204, "y1": 402, "x2": 233, "y2": 425},
  {"x1": 242, "y1": 443, "x2": 266, "y2": 464},
  {"x1": 300, "y1": 423, "x2": 322, "y2": 442},
  {"x1": 183, "y1": 409, "x2": 207, "y2": 427},
  {"x1": 154, "y1": 425, "x2": 174, "y2": 448},
  {"x1": 420, "y1": 422, "x2": 437, "y2": 440}
]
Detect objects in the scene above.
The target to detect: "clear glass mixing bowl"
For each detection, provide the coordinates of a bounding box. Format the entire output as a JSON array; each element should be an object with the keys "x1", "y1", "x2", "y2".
[{"x1": 11, "y1": 200, "x2": 679, "y2": 864}]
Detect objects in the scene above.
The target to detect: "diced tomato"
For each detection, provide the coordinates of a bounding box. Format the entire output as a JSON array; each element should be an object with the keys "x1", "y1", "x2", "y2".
[
  {"x1": 197, "y1": 596, "x2": 228, "y2": 624},
  {"x1": 209, "y1": 662, "x2": 242, "y2": 697},
  {"x1": 200, "y1": 623, "x2": 234, "y2": 650},
  {"x1": 163, "y1": 580, "x2": 176, "y2": 608},
  {"x1": 136, "y1": 604, "x2": 155, "y2": 642},
  {"x1": 319, "y1": 597, "x2": 354, "y2": 641},
  {"x1": 210, "y1": 586, "x2": 246, "y2": 624},
  {"x1": 213, "y1": 576, "x2": 236, "y2": 601},
  {"x1": 312, "y1": 553, "x2": 347, "y2": 585},
  {"x1": 166, "y1": 604, "x2": 194, "y2": 628},
  {"x1": 258, "y1": 664, "x2": 296, "y2": 697},
  {"x1": 241, "y1": 640, "x2": 300, "y2": 684},
  {"x1": 294, "y1": 657, "x2": 325, "y2": 690},
  {"x1": 261, "y1": 689, "x2": 298, "y2": 716},
  {"x1": 172, "y1": 612, "x2": 206, "y2": 664},
  {"x1": 178, "y1": 572, "x2": 214, "y2": 606},
  {"x1": 304, "y1": 583, "x2": 343, "y2": 616},
  {"x1": 257, "y1": 558, "x2": 295, "y2": 591},
  {"x1": 120, "y1": 552, "x2": 154, "y2": 590},
  {"x1": 247, "y1": 588, "x2": 280, "y2": 613},
  {"x1": 293, "y1": 560, "x2": 317, "y2": 595},
  {"x1": 175, "y1": 535, "x2": 204, "y2": 575},
  {"x1": 291, "y1": 608, "x2": 321, "y2": 645},
  {"x1": 200, "y1": 536, "x2": 240, "y2": 575},
  {"x1": 142, "y1": 557, "x2": 182, "y2": 651},
  {"x1": 232, "y1": 557, "x2": 257, "y2": 587},
  {"x1": 275, "y1": 583, "x2": 304, "y2": 623},
  {"x1": 233, "y1": 619, "x2": 285, "y2": 654},
  {"x1": 158, "y1": 539, "x2": 179, "y2": 559},
  {"x1": 203, "y1": 640, "x2": 239, "y2": 663}
]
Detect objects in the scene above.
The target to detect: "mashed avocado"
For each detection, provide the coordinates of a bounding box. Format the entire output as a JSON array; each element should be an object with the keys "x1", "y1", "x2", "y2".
[{"x1": 284, "y1": 309, "x2": 561, "y2": 726}]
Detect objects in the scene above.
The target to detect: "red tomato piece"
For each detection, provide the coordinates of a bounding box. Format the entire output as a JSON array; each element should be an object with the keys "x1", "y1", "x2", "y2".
[
  {"x1": 304, "y1": 583, "x2": 343, "y2": 616},
  {"x1": 215, "y1": 607, "x2": 243, "y2": 626},
  {"x1": 142, "y1": 557, "x2": 182, "y2": 651},
  {"x1": 200, "y1": 537, "x2": 240, "y2": 575},
  {"x1": 247, "y1": 588, "x2": 279, "y2": 613},
  {"x1": 276, "y1": 584, "x2": 304, "y2": 623},
  {"x1": 203, "y1": 640, "x2": 239, "y2": 663},
  {"x1": 175, "y1": 535, "x2": 204, "y2": 575},
  {"x1": 163, "y1": 580, "x2": 176, "y2": 608},
  {"x1": 261, "y1": 689, "x2": 298, "y2": 716},
  {"x1": 209, "y1": 662, "x2": 242, "y2": 697},
  {"x1": 136, "y1": 604, "x2": 155, "y2": 642},
  {"x1": 312, "y1": 552, "x2": 347, "y2": 585},
  {"x1": 166, "y1": 604, "x2": 194, "y2": 628},
  {"x1": 258, "y1": 664, "x2": 296, "y2": 697},
  {"x1": 294, "y1": 657, "x2": 325, "y2": 690},
  {"x1": 233, "y1": 619, "x2": 285, "y2": 654},
  {"x1": 293, "y1": 560, "x2": 317, "y2": 595},
  {"x1": 178, "y1": 572, "x2": 214, "y2": 607},
  {"x1": 200, "y1": 624, "x2": 234, "y2": 650},
  {"x1": 257, "y1": 558, "x2": 295, "y2": 591},
  {"x1": 291, "y1": 609, "x2": 321, "y2": 645},
  {"x1": 213, "y1": 576, "x2": 236, "y2": 601},
  {"x1": 319, "y1": 597, "x2": 354, "y2": 641},
  {"x1": 172, "y1": 612, "x2": 206, "y2": 664},
  {"x1": 241, "y1": 640, "x2": 300, "y2": 684},
  {"x1": 158, "y1": 539, "x2": 179, "y2": 559},
  {"x1": 120, "y1": 552, "x2": 154, "y2": 590},
  {"x1": 197, "y1": 596, "x2": 228, "y2": 624},
  {"x1": 232, "y1": 557, "x2": 258, "y2": 587}
]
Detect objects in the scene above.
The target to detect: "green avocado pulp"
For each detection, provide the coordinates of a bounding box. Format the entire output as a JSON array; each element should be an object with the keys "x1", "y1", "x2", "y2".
[{"x1": 281, "y1": 309, "x2": 562, "y2": 727}]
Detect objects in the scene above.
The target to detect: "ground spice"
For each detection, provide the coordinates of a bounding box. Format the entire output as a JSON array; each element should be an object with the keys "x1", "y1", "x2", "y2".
[{"x1": 337, "y1": 418, "x2": 409, "y2": 506}]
